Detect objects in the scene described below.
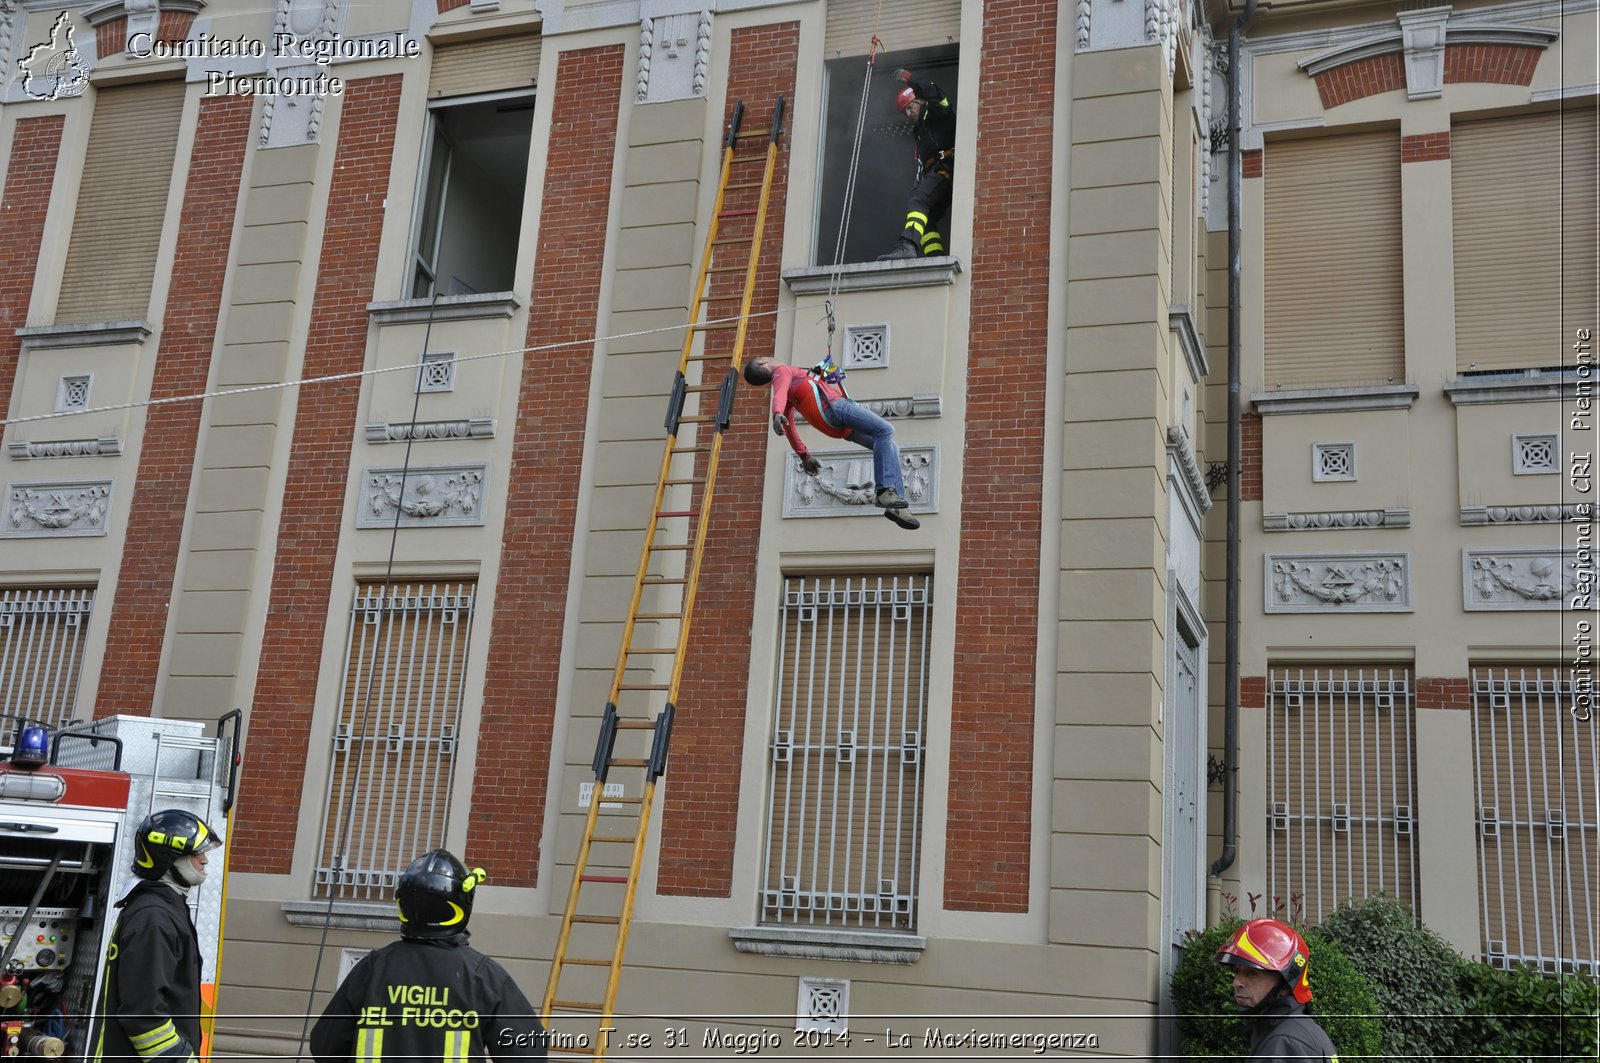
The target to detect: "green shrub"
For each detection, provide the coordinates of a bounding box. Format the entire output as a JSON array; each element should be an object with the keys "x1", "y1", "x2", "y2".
[
  {"x1": 1452, "y1": 962, "x2": 1600, "y2": 1062},
  {"x1": 1316, "y1": 896, "x2": 1466, "y2": 1060},
  {"x1": 1171, "y1": 919, "x2": 1383, "y2": 1060}
]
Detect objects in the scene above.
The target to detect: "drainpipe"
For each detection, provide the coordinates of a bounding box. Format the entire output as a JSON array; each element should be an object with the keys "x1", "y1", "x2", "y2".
[{"x1": 1210, "y1": 0, "x2": 1256, "y2": 881}]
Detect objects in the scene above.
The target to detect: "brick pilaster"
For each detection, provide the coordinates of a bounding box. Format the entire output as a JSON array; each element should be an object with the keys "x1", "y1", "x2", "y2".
[
  {"x1": 467, "y1": 46, "x2": 627, "y2": 888},
  {"x1": 97, "y1": 95, "x2": 253, "y2": 717},
  {"x1": 230, "y1": 77, "x2": 402, "y2": 874},
  {"x1": 1241, "y1": 412, "x2": 1262, "y2": 502},
  {"x1": 944, "y1": 0, "x2": 1057, "y2": 913},
  {"x1": 1240, "y1": 675, "x2": 1267, "y2": 709},
  {"x1": 1417, "y1": 677, "x2": 1471, "y2": 710},
  {"x1": 1242, "y1": 148, "x2": 1263, "y2": 180},
  {"x1": 0, "y1": 116, "x2": 65, "y2": 420},
  {"x1": 655, "y1": 23, "x2": 798, "y2": 896},
  {"x1": 1402, "y1": 131, "x2": 1451, "y2": 163}
]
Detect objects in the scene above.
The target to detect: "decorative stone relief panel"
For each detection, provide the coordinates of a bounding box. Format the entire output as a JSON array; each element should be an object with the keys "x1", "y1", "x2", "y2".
[
  {"x1": 364, "y1": 418, "x2": 494, "y2": 444},
  {"x1": 636, "y1": 10, "x2": 710, "y2": 103},
  {"x1": 1461, "y1": 503, "x2": 1591, "y2": 525},
  {"x1": 3, "y1": 479, "x2": 114, "y2": 537},
  {"x1": 356, "y1": 463, "x2": 487, "y2": 528},
  {"x1": 1264, "y1": 508, "x2": 1410, "y2": 532},
  {"x1": 782, "y1": 446, "x2": 937, "y2": 519},
  {"x1": 259, "y1": 0, "x2": 342, "y2": 146},
  {"x1": 1266, "y1": 551, "x2": 1412, "y2": 612},
  {"x1": 1464, "y1": 548, "x2": 1594, "y2": 611},
  {"x1": 8, "y1": 437, "x2": 123, "y2": 460}
]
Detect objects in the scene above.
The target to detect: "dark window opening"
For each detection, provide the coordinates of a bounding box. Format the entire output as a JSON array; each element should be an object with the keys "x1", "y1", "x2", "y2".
[
  {"x1": 409, "y1": 93, "x2": 535, "y2": 299},
  {"x1": 815, "y1": 46, "x2": 959, "y2": 267}
]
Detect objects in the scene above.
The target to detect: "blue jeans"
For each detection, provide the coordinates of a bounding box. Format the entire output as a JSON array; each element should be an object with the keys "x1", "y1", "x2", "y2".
[{"x1": 829, "y1": 398, "x2": 904, "y2": 495}]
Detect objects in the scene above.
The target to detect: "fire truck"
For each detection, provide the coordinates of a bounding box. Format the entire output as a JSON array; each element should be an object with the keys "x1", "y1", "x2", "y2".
[{"x1": 0, "y1": 713, "x2": 240, "y2": 1060}]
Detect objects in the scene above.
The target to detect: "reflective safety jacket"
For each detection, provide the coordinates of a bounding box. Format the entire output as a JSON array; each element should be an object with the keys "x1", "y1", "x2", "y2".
[
  {"x1": 903, "y1": 75, "x2": 957, "y2": 173},
  {"x1": 93, "y1": 882, "x2": 204, "y2": 1063},
  {"x1": 310, "y1": 934, "x2": 546, "y2": 1062}
]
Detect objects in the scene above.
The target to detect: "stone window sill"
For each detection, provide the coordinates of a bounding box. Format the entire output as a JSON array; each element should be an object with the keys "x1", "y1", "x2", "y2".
[
  {"x1": 282, "y1": 899, "x2": 400, "y2": 932},
  {"x1": 18, "y1": 321, "x2": 152, "y2": 351},
  {"x1": 1444, "y1": 368, "x2": 1578, "y2": 405},
  {"x1": 728, "y1": 925, "x2": 925, "y2": 964},
  {"x1": 782, "y1": 258, "x2": 962, "y2": 295},
  {"x1": 367, "y1": 292, "x2": 521, "y2": 326},
  {"x1": 1251, "y1": 383, "x2": 1419, "y2": 415}
]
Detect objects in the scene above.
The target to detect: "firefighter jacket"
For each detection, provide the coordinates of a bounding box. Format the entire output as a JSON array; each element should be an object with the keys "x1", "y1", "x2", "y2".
[
  {"x1": 1246, "y1": 996, "x2": 1340, "y2": 1062},
  {"x1": 93, "y1": 882, "x2": 204, "y2": 1063},
  {"x1": 904, "y1": 76, "x2": 956, "y2": 172},
  {"x1": 310, "y1": 933, "x2": 546, "y2": 1062}
]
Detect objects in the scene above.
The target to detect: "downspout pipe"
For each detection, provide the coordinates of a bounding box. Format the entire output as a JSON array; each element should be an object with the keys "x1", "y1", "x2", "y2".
[{"x1": 1210, "y1": 0, "x2": 1256, "y2": 880}]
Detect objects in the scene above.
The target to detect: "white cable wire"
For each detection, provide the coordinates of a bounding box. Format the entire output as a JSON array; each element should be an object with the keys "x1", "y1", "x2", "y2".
[{"x1": 0, "y1": 305, "x2": 794, "y2": 429}]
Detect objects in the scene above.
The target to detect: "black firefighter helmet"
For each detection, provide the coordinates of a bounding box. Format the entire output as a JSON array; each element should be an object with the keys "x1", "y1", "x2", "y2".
[
  {"x1": 396, "y1": 849, "x2": 486, "y2": 939},
  {"x1": 131, "y1": 808, "x2": 222, "y2": 881}
]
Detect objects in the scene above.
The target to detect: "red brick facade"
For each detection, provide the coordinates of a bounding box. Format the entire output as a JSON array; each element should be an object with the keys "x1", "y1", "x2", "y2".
[
  {"x1": 0, "y1": 116, "x2": 65, "y2": 421},
  {"x1": 944, "y1": 0, "x2": 1057, "y2": 913},
  {"x1": 1314, "y1": 53, "x2": 1406, "y2": 109},
  {"x1": 1242, "y1": 148, "x2": 1263, "y2": 180},
  {"x1": 656, "y1": 23, "x2": 798, "y2": 897},
  {"x1": 97, "y1": 96, "x2": 253, "y2": 717},
  {"x1": 468, "y1": 46, "x2": 626, "y2": 888},
  {"x1": 231, "y1": 77, "x2": 402, "y2": 874},
  {"x1": 1240, "y1": 412, "x2": 1262, "y2": 502},
  {"x1": 1402, "y1": 131, "x2": 1451, "y2": 163},
  {"x1": 1240, "y1": 675, "x2": 1267, "y2": 709},
  {"x1": 1445, "y1": 44, "x2": 1541, "y2": 86},
  {"x1": 1417, "y1": 677, "x2": 1471, "y2": 710}
]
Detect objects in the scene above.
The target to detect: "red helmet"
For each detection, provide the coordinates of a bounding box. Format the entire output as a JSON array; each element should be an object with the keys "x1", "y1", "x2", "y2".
[
  {"x1": 1216, "y1": 918, "x2": 1313, "y2": 1004},
  {"x1": 896, "y1": 86, "x2": 917, "y2": 113}
]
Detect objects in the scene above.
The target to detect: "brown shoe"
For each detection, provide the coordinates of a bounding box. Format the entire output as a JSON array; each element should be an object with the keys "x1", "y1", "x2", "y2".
[
  {"x1": 884, "y1": 509, "x2": 920, "y2": 530},
  {"x1": 875, "y1": 487, "x2": 910, "y2": 510}
]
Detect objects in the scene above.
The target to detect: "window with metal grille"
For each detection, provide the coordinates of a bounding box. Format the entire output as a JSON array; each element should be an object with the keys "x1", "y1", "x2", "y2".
[
  {"x1": 1267, "y1": 666, "x2": 1419, "y2": 924},
  {"x1": 761, "y1": 574, "x2": 930, "y2": 930},
  {"x1": 0, "y1": 587, "x2": 94, "y2": 729},
  {"x1": 316, "y1": 581, "x2": 476, "y2": 900},
  {"x1": 1471, "y1": 665, "x2": 1598, "y2": 975}
]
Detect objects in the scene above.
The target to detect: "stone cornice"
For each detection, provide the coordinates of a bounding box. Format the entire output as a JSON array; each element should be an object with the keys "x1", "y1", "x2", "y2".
[
  {"x1": 1443, "y1": 371, "x2": 1577, "y2": 405},
  {"x1": 728, "y1": 926, "x2": 925, "y2": 965},
  {"x1": 18, "y1": 321, "x2": 152, "y2": 351},
  {"x1": 1170, "y1": 304, "x2": 1210, "y2": 382},
  {"x1": 1166, "y1": 425, "x2": 1214, "y2": 516},
  {"x1": 367, "y1": 292, "x2": 520, "y2": 326},
  {"x1": 1296, "y1": 21, "x2": 1557, "y2": 77}
]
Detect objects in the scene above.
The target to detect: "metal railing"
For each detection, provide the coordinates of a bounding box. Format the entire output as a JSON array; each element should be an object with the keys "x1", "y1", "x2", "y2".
[{"x1": 0, "y1": 587, "x2": 94, "y2": 729}]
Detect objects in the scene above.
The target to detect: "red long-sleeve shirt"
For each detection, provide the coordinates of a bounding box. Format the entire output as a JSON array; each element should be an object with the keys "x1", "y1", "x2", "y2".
[{"x1": 767, "y1": 362, "x2": 850, "y2": 458}]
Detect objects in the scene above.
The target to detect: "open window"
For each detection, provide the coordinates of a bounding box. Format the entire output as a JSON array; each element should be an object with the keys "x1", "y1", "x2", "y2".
[
  {"x1": 408, "y1": 92, "x2": 536, "y2": 299},
  {"x1": 815, "y1": 46, "x2": 958, "y2": 266}
]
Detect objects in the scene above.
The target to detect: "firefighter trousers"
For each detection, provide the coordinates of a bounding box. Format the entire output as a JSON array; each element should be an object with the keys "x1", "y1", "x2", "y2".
[{"x1": 897, "y1": 165, "x2": 954, "y2": 256}]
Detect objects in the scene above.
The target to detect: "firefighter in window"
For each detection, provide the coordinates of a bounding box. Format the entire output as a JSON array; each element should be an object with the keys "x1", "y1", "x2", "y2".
[
  {"x1": 93, "y1": 809, "x2": 222, "y2": 1063},
  {"x1": 310, "y1": 849, "x2": 546, "y2": 1062},
  {"x1": 876, "y1": 67, "x2": 957, "y2": 262}
]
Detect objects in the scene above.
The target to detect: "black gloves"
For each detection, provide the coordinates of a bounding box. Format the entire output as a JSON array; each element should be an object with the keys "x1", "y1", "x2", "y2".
[
  {"x1": 893, "y1": 68, "x2": 913, "y2": 83},
  {"x1": 801, "y1": 455, "x2": 822, "y2": 476},
  {"x1": 772, "y1": 413, "x2": 789, "y2": 437}
]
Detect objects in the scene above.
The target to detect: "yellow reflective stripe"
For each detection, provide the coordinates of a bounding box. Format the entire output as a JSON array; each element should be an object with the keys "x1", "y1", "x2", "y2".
[
  {"x1": 444, "y1": 1030, "x2": 471, "y2": 1062},
  {"x1": 132, "y1": 1021, "x2": 181, "y2": 1056},
  {"x1": 356, "y1": 1027, "x2": 384, "y2": 1061},
  {"x1": 906, "y1": 211, "x2": 928, "y2": 224}
]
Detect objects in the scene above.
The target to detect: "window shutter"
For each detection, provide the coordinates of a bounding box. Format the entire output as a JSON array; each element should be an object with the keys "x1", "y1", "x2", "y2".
[
  {"x1": 1452, "y1": 110, "x2": 1599, "y2": 371},
  {"x1": 1264, "y1": 131, "x2": 1405, "y2": 388},
  {"x1": 56, "y1": 80, "x2": 186, "y2": 324},
  {"x1": 825, "y1": 0, "x2": 960, "y2": 57},
  {"x1": 428, "y1": 34, "x2": 540, "y2": 99}
]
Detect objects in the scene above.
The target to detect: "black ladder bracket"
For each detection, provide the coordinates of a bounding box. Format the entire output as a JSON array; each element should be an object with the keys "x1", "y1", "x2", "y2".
[
  {"x1": 664, "y1": 371, "x2": 687, "y2": 435},
  {"x1": 592, "y1": 703, "x2": 620, "y2": 783},
  {"x1": 647, "y1": 704, "x2": 675, "y2": 781},
  {"x1": 716, "y1": 366, "x2": 738, "y2": 431}
]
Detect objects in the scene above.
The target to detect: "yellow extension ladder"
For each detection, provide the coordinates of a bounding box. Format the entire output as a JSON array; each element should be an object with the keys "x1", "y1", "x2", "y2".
[{"x1": 540, "y1": 95, "x2": 786, "y2": 1059}]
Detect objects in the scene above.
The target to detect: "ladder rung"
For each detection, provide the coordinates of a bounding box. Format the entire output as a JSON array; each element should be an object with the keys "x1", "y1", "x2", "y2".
[
  {"x1": 686, "y1": 383, "x2": 723, "y2": 392},
  {"x1": 709, "y1": 264, "x2": 751, "y2": 273},
  {"x1": 579, "y1": 874, "x2": 630, "y2": 884},
  {"x1": 648, "y1": 543, "x2": 690, "y2": 551},
  {"x1": 725, "y1": 181, "x2": 766, "y2": 190},
  {"x1": 626, "y1": 646, "x2": 678, "y2": 655},
  {"x1": 572, "y1": 913, "x2": 624, "y2": 924},
  {"x1": 590, "y1": 832, "x2": 640, "y2": 843},
  {"x1": 685, "y1": 354, "x2": 731, "y2": 363},
  {"x1": 552, "y1": 999, "x2": 606, "y2": 1011},
  {"x1": 733, "y1": 130, "x2": 770, "y2": 140},
  {"x1": 719, "y1": 208, "x2": 757, "y2": 217},
  {"x1": 561, "y1": 956, "x2": 616, "y2": 966},
  {"x1": 605, "y1": 758, "x2": 649, "y2": 769},
  {"x1": 547, "y1": 1047, "x2": 599, "y2": 1058},
  {"x1": 692, "y1": 320, "x2": 738, "y2": 331},
  {"x1": 617, "y1": 683, "x2": 669, "y2": 691},
  {"x1": 614, "y1": 720, "x2": 657, "y2": 730},
  {"x1": 669, "y1": 444, "x2": 712, "y2": 452},
  {"x1": 729, "y1": 153, "x2": 767, "y2": 163},
  {"x1": 642, "y1": 576, "x2": 688, "y2": 584},
  {"x1": 660, "y1": 479, "x2": 701, "y2": 487},
  {"x1": 634, "y1": 611, "x2": 684, "y2": 620},
  {"x1": 678, "y1": 415, "x2": 716, "y2": 423},
  {"x1": 653, "y1": 513, "x2": 696, "y2": 520}
]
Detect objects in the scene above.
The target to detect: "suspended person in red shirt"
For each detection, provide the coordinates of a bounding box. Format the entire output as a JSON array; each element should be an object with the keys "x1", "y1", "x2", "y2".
[
  {"x1": 742, "y1": 355, "x2": 920, "y2": 530},
  {"x1": 877, "y1": 67, "x2": 956, "y2": 261}
]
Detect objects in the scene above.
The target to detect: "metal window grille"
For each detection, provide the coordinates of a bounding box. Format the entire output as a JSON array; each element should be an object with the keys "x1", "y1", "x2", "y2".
[
  {"x1": 761, "y1": 574, "x2": 930, "y2": 930},
  {"x1": 1267, "y1": 666, "x2": 1419, "y2": 924},
  {"x1": 316, "y1": 581, "x2": 476, "y2": 899},
  {"x1": 417, "y1": 350, "x2": 456, "y2": 393},
  {"x1": 843, "y1": 324, "x2": 888, "y2": 370},
  {"x1": 1471, "y1": 665, "x2": 1598, "y2": 975},
  {"x1": 56, "y1": 375, "x2": 91, "y2": 412},
  {"x1": 0, "y1": 587, "x2": 94, "y2": 729},
  {"x1": 1512, "y1": 434, "x2": 1558, "y2": 475},
  {"x1": 1311, "y1": 442, "x2": 1356, "y2": 482}
]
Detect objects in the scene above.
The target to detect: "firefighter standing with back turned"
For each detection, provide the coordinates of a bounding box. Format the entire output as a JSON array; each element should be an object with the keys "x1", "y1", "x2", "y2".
[
  {"x1": 310, "y1": 849, "x2": 546, "y2": 1062},
  {"x1": 93, "y1": 809, "x2": 222, "y2": 1063},
  {"x1": 877, "y1": 67, "x2": 957, "y2": 261}
]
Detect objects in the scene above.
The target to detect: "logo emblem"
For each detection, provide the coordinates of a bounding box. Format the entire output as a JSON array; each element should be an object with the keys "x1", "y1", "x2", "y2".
[{"x1": 19, "y1": 12, "x2": 90, "y2": 101}]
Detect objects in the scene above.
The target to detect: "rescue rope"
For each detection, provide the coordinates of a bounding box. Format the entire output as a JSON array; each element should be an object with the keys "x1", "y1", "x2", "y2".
[
  {"x1": 821, "y1": 33, "x2": 883, "y2": 308},
  {"x1": 0, "y1": 306, "x2": 798, "y2": 429},
  {"x1": 291, "y1": 294, "x2": 444, "y2": 1063}
]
